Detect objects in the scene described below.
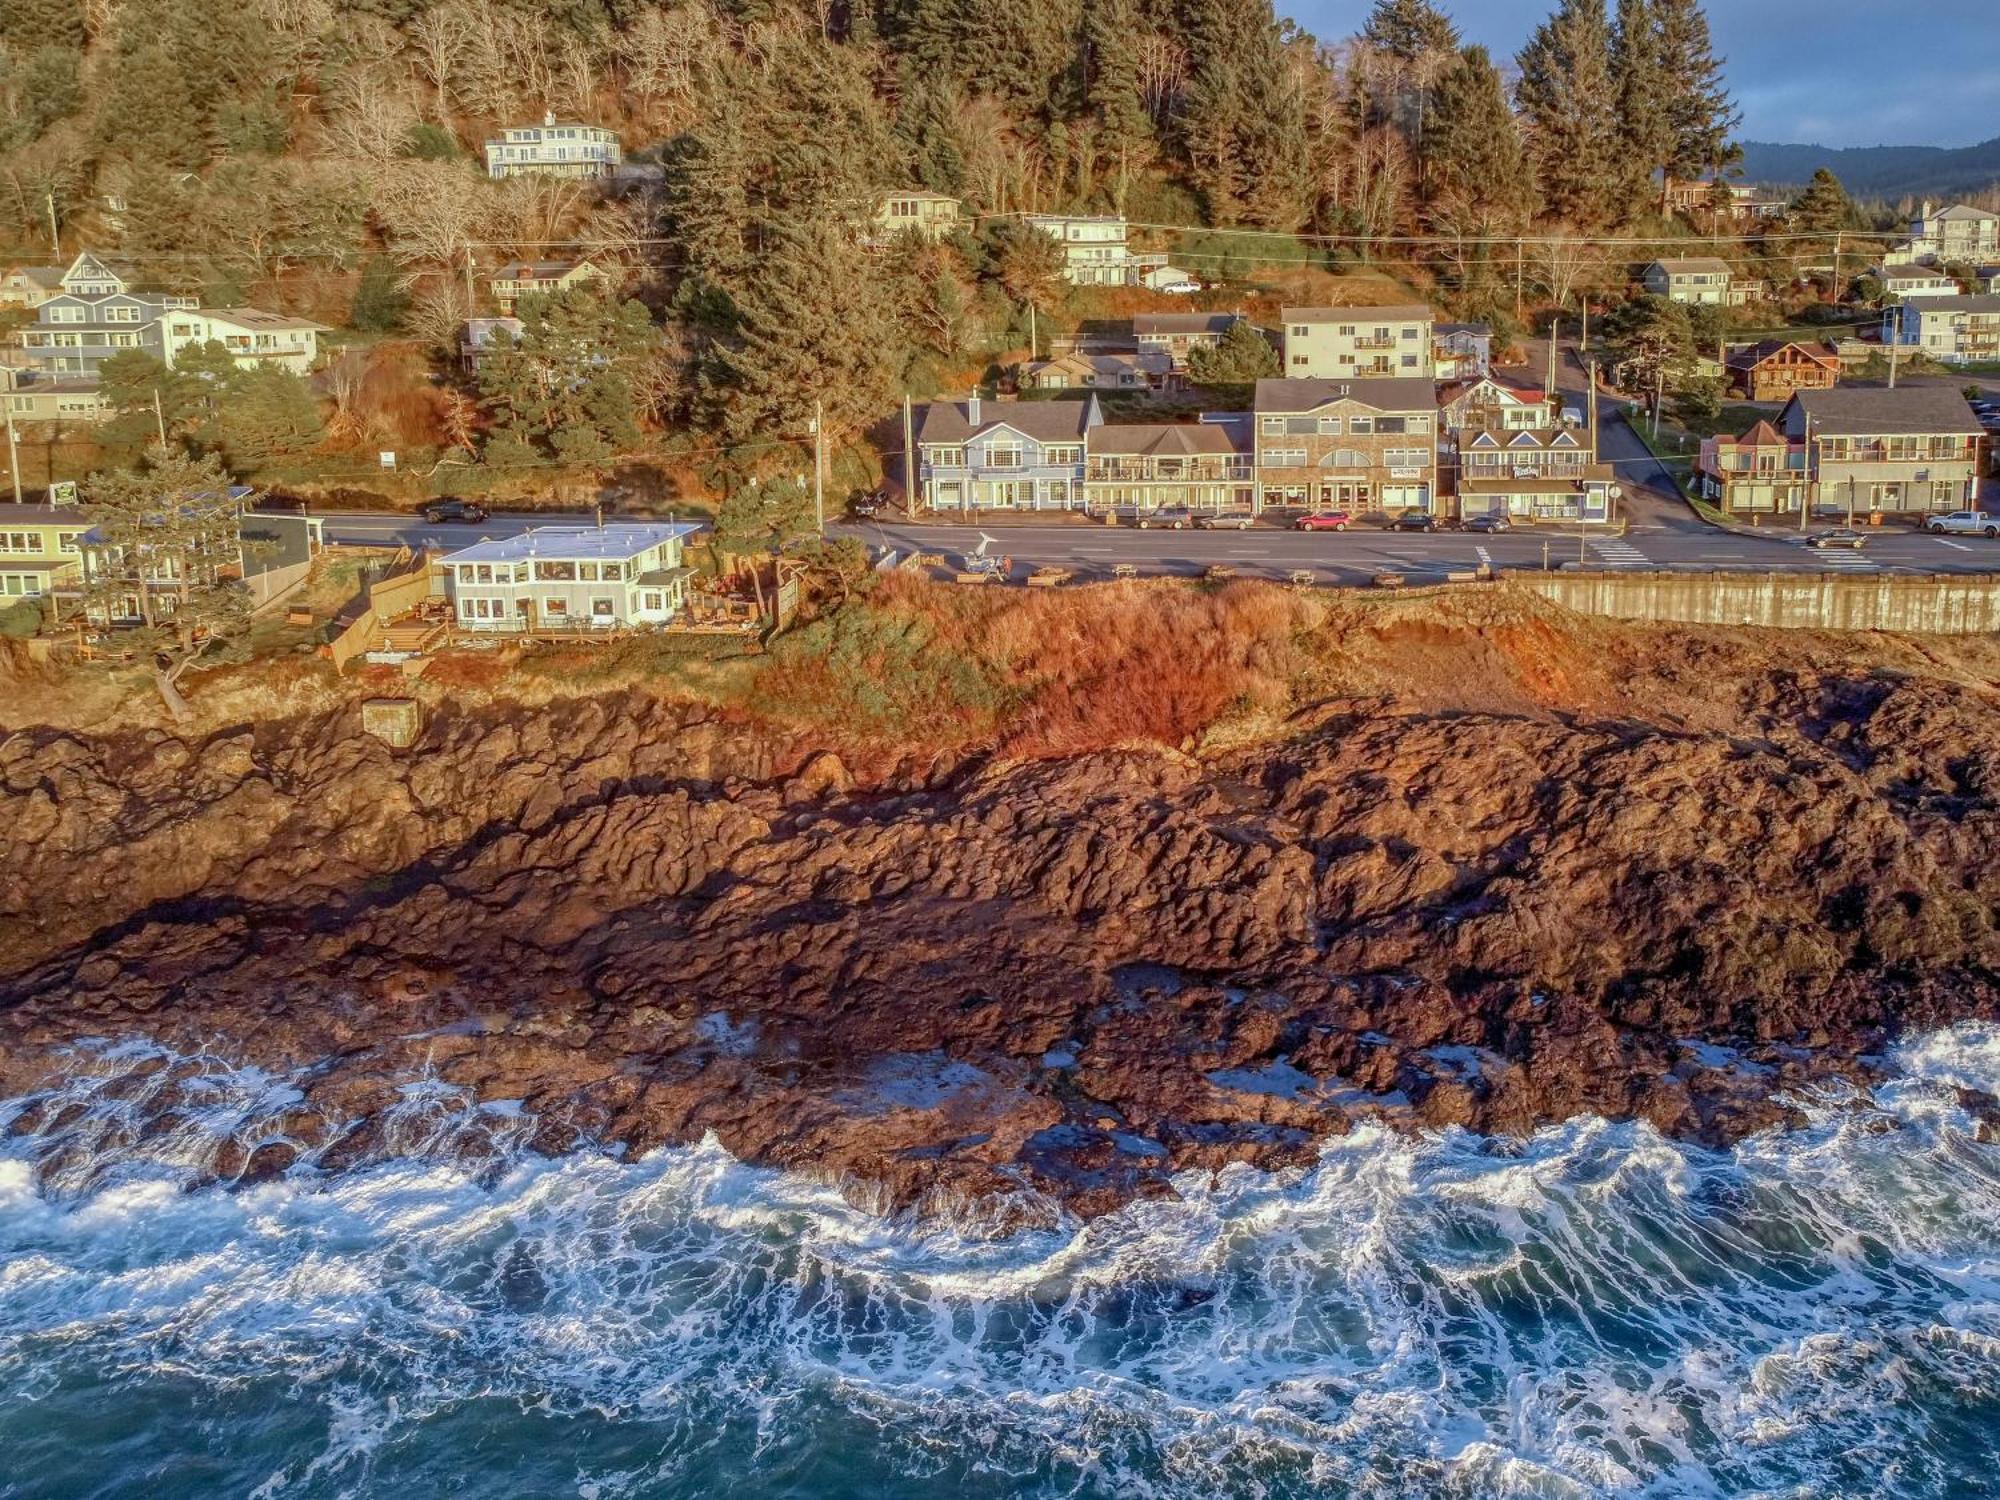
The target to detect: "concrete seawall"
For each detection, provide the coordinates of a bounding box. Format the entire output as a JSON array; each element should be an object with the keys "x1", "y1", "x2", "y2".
[{"x1": 1512, "y1": 571, "x2": 2000, "y2": 635}]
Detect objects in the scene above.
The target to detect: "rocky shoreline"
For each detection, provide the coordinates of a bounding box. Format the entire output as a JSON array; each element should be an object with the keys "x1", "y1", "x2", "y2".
[{"x1": 3, "y1": 623, "x2": 1999, "y2": 1216}]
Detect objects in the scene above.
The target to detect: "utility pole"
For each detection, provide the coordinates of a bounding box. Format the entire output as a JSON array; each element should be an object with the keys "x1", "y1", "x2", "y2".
[
  {"x1": 462, "y1": 245, "x2": 475, "y2": 307},
  {"x1": 1830, "y1": 230, "x2": 1844, "y2": 303},
  {"x1": 1651, "y1": 363, "x2": 1665, "y2": 442},
  {"x1": 1028, "y1": 300, "x2": 1038, "y2": 361},
  {"x1": 812, "y1": 396, "x2": 825, "y2": 535},
  {"x1": 1799, "y1": 413, "x2": 1814, "y2": 532},
  {"x1": 1514, "y1": 238, "x2": 1525, "y2": 322},
  {"x1": 1545, "y1": 326, "x2": 1556, "y2": 403},
  {"x1": 1888, "y1": 337, "x2": 1900, "y2": 389},
  {"x1": 901, "y1": 393, "x2": 916, "y2": 513},
  {"x1": 45, "y1": 190, "x2": 59, "y2": 258},
  {"x1": 4, "y1": 402, "x2": 20, "y2": 505}
]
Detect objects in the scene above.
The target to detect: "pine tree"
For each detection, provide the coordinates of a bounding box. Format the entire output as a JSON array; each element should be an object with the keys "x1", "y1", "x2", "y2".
[
  {"x1": 212, "y1": 367, "x2": 324, "y2": 470},
  {"x1": 700, "y1": 222, "x2": 898, "y2": 447},
  {"x1": 1789, "y1": 167, "x2": 1854, "y2": 257},
  {"x1": 350, "y1": 256, "x2": 409, "y2": 333},
  {"x1": 1081, "y1": 0, "x2": 1155, "y2": 211},
  {"x1": 1361, "y1": 0, "x2": 1459, "y2": 57},
  {"x1": 1515, "y1": 0, "x2": 1623, "y2": 228},
  {"x1": 479, "y1": 289, "x2": 656, "y2": 465},
  {"x1": 78, "y1": 445, "x2": 254, "y2": 720},
  {"x1": 1611, "y1": 0, "x2": 1669, "y2": 212},
  {"x1": 1655, "y1": 0, "x2": 1739, "y2": 187},
  {"x1": 1424, "y1": 45, "x2": 1535, "y2": 236},
  {"x1": 1185, "y1": 320, "x2": 1279, "y2": 384}
]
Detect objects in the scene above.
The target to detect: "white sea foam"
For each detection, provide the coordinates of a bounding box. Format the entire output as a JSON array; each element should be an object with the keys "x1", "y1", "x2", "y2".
[{"x1": 0, "y1": 1029, "x2": 1997, "y2": 1497}]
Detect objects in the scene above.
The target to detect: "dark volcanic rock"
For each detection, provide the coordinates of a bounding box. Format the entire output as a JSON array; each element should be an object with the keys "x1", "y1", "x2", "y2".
[{"x1": 1, "y1": 674, "x2": 1997, "y2": 1214}]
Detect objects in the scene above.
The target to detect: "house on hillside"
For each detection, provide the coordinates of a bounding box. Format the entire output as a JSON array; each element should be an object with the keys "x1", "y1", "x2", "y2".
[
  {"x1": 1132, "y1": 312, "x2": 1246, "y2": 374},
  {"x1": 483, "y1": 113, "x2": 622, "y2": 180},
  {"x1": 1281, "y1": 304, "x2": 1434, "y2": 379},
  {"x1": 460, "y1": 317, "x2": 524, "y2": 374},
  {"x1": 1780, "y1": 387, "x2": 1984, "y2": 516},
  {"x1": 15, "y1": 252, "x2": 197, "y2": 379},
  {"x1": 1020, "y1": 214, "x2": 1166, "y2": 287},
  {"x1": 1083, "y1": 422, "x2": 1255, "y2": 517},
  {"x1": 871, "y1": 191, "x2": 963, "y2": 243},
  {"x1": 3, "y1": 368, "x2": 109, "y2": 423},
  {"x1": 1434, "y1": 322, "x2": 1493, "y2": 380},
  {"x1": 1874, "y1": 266, "x2": 1962, "y2": 302},
  {"x1": 1695, "y1": 420, "x2": 1809, "y2": 519},
  {"x1": 1881, "y1": 294, "x2": 2000, "y2": 364},
  {"x1": 913, "y1": 392, "x2": 1102, "y2": 511},
  {"x1": 1725, "y1": 341, "x2": 1841, "y2": 402},
  {"x1": 1912, "y1": 202, "x2": 2000, "y2": 264},
  {"x1": 1252, "y1": 376, "x2": 1437, "y2": 514},
  {"x1": 0, "y1": 501, "x2": 91, "y2": 602},
  {"x1": 189, "y1": 308, "x2": 325, "y2": 373},
  {"x1": 70, "y1": 484, "x2": 259, "y2": 626},
  {"x1": 489, "y1": 259, "x2": 611, "y2": 315},
  {"x1": 1663, "y1": 177, "x2": 1786, "y2": 223},
  {"x1": 1437, "y1": 375, "x2": 1558, "y2": 434},
  {"x1": 443, "y1": 523, "x2": 701, "y2": 632},
  {"x1": 0, "y1": 265, "x2": 63, "y2": 312},
  {"x1": 1019, "y1": 350, "x2": 1170, "y2": 392},
  {"x1": 1640, "y1": 257, "x2": 1732, "y2": 305}
]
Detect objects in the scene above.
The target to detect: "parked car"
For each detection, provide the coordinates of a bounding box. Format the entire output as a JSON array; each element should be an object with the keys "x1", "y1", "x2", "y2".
[
  {"x1": 1389, "y1": 512, "x2": 1441, "y2": 532},
  {"x1": 1153, "y1": 278, "x2": 1202, "y2": 295},
  {"x1": 1808, "y1": 528, "x2": 1868, "y2": 550},
  {"x1": 1135, "y1": 506, "x2": 1193, "y2": 529},
  {"x1": 423, "y1": 499, "x2": 489, "y2": 524},
  {"x1": 1462, "y1": 514, "x2": 1513, "y2": 534},
  {"x1": 1193, "y1": 511, "x2": 1255, "y2": 530},
  {"x1": 1926, "y1": 510, "x2": 2000, "y2": 537},
  {"x1": 849, "y1": 490, "x2": 885, "y2": 518},
  {"x1": 1294, "y1": 510, "x2": 1352, "y2": 532}
]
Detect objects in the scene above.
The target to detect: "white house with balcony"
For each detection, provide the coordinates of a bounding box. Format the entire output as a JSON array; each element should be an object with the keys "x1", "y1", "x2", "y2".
[
  {"x1": 484, "y1": 114, "x2": 623, "y2": 180},
  {"x1": 1020, "y1": 214, "x2": 1167, "y2": 287},
  {"x1": 442, "y1": 523, "x2": 700, "y2": 633}
]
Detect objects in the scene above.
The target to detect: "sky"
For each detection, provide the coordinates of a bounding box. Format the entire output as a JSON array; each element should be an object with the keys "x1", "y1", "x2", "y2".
[{"x1": 1290, "y1": 1, "x2": 2000, "y2": 149}]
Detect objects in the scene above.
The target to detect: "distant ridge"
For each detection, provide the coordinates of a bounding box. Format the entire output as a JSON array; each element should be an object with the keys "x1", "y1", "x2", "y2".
[{"x1": 1739, "y1": 136, "x2": 2000, "y2": 200}]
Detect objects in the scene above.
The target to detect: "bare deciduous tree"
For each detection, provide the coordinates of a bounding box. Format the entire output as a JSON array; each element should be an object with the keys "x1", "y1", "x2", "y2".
[
  {"x1": 371, "y1": 160, "x2": 495, "y2": 268},
  {"x1": 405, "y1": 3, "x2": 477, "y2": 121}
]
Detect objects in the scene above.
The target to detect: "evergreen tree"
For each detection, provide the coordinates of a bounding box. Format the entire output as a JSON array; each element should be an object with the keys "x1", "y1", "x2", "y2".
[
  {"x1": 479, "y1": 288, "x2": 656, "y2": 466},
  {"x1": 1610, "y1": 0, "x2": 1669, "y2": 211},
  {"x1": 350, "y1": 256, "x2": 410, "y2": 333},
  {"x1": 1081, "y1": 0, "x2": 1155, "y2": 211},
  {"x1": 1424, "y1": 45, "x2": 1535, "y2": 237},
  {"x1": 95, "y1": 352, "x2": 209, "y2": 453},
  {"x1": 212, "y1": 367, "x2": 325, "y2": 470},
  {"x1": 1515, "y1": 0, "x2": 1623, "y2": 228},
  {"x1": 1789, "y1": 167, "x2": 1854, "y2": 250},
  {"x1": 1655, "y1": 0, "x2": 1739, "y2": 187},
  {"x1": 992, "y1": 222, "x2": 1068, "y2": 353},
  {"x1": 1361, "y1": 0, "x2": 1459, "y2": 58},
  {"x1": 78, "y1": 446, "x2": 254, "y2": 720},
  {"x1": 1185, "y1": 320, "x2": 1279, "y2": 384},
  {"x1": 700, "y1": 222, "x2": 898, "y2": 447}
]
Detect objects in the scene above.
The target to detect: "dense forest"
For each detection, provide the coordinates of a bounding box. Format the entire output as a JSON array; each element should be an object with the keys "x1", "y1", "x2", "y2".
[{"x1": 0, "y1": 0, "x2": 1773, "y2": 505}]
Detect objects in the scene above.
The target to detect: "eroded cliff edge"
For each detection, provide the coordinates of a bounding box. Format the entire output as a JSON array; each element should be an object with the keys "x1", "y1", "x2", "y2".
[{"x1": 3, "y1": 597, "x2": 1997, "y2": 1216}]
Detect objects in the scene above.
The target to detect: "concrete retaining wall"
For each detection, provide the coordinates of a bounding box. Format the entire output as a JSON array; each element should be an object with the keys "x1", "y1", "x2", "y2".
[{"x1": 1513, "y1": 571, "x2": 2000, "y2": 634}]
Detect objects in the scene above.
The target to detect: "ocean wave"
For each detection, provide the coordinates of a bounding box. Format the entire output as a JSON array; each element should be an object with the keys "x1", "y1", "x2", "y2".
[{"x1": 0, "y1": 1028, "x2": 1997, "y2": 1498}]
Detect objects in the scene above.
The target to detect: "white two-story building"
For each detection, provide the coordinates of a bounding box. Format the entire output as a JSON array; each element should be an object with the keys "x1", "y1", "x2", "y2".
[
  {"x1": 1020, "y1": 215, "x2": 1166, "y2": 287},
  {"x1": 442, "y1": 523, "x2": 701, "y2": 632},
  {"x1": 483, "y1": 114, "x2": 623, "y2": 180}
]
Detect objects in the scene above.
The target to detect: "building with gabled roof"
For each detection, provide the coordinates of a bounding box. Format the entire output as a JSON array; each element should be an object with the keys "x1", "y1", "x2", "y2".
[
  {"x1": 1083, "y1": 420, "x2": 1254, "y2": 516},
  {"x1": 1252, "y1": 374, "x2": 1438, "y2": 514},
  {"x1": 1726, "y1": 340, "x2": 1841, "y2": 401},
  {"x1": 442, "y1": 522, "x2": 701, "y2": 632},
  {"x1": 914, "y1": 392, "x2": 1103, "y2": 511},
  {"x1": 1640, "y1": 257, "x2": 1732, "y2": 304},
  {"x1": 1781, "y1": 387, "x2": 1984, "y2": 516},
  {"x1": 1696, "y1": 418, "x2": 1809, "y2": 520}
]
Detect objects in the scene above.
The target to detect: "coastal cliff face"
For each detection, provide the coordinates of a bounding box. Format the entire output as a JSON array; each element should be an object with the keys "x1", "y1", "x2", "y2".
[{"x1": 3, "y1": 600, "x2": 1998, "y2": 1216}]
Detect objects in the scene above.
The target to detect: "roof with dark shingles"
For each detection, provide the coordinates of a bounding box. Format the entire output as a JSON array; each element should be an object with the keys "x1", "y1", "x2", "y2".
[
  {"x1": 1132, "y1": 312, "x2": 1243, "y2": 336},
  {"x1": 916, "y1": 396, "x2": 1100, "y2": 445},
  {"x1": 1086, "y1": 423, "x2": 1248, "y2": 457},
  {"x1": 1786, "y1": 387, "x2": 1982, "y2": 436},
  {"x1": 1253, "y1": 376, "x2": 1438, "y2": 414}
]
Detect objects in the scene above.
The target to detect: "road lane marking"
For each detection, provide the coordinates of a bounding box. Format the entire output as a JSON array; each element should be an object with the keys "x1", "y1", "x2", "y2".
[
  {"x1": 1475, "y1": 546, "x2": 1491, "y2": 565},
  {"x1": 1934, "y1": 539, "x2": 1974, "y2": 551}
]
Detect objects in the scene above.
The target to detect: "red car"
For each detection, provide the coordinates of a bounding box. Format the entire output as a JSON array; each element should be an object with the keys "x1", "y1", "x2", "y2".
[{"x1": 1294, "y1": 510, "x2": 1352, "y2": 532}]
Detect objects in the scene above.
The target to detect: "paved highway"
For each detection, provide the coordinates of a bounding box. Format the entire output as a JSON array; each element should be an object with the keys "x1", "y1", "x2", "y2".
[{"x1": 314, "y1": 507, "x2": 2000, "y2": 586}]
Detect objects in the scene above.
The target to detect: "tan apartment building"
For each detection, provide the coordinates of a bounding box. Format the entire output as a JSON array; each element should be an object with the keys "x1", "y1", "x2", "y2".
[
  {"x1": 1083, "y1": 420, "x2": 1255, "y2": 516},
  {"x1": 1252, "y1": 376, "x2": 1438, "y2": 513},
  {"x1": 1780, "y1": 387, "x2": 1985, "y2": 517},
  {"x1": 1281, "y1": 305, "x2": 1434, "y2": 378}
]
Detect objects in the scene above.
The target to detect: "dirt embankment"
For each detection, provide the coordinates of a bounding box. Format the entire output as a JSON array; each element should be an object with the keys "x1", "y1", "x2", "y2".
[{"x1": 2, "y1": 589, "x2": 1998, "y2": 1216}]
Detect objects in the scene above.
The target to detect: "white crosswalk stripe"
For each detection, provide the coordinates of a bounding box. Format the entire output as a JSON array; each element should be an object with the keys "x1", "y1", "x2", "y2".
[
  {"x1": 1807, "y1": 550, "x2": 1879, "y2": 571},
  {"x1": 1590, "y1": 539, "x2": 1650, "y2": 567}
]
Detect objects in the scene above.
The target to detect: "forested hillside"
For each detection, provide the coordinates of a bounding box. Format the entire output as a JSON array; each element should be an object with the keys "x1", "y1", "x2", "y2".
[
  {"x1": 1739, "y1": 137, "x2": 2000, "y2": 204},
  {"x1": 0, "y1": 0, "x2": 1746, "y2": 507}
]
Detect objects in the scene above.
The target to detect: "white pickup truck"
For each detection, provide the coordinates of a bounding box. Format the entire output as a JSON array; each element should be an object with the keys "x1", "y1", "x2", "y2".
[{"x1": 1925, "y1": 510, "x2": 2000, "y2": 537}]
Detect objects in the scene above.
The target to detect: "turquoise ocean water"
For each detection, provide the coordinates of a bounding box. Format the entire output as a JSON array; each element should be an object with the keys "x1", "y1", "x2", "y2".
[{"x1": 2, "y1": 1026, "x2": 1998, "y2": 1499}]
